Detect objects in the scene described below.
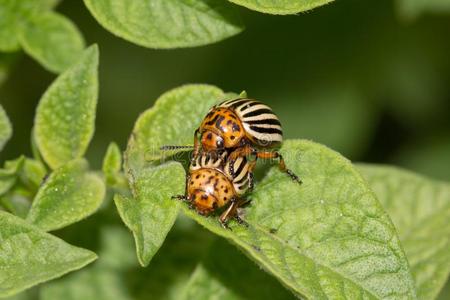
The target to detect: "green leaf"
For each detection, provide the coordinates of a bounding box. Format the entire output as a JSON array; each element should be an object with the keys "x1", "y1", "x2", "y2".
[
  {"x1": 0, "y1": 211, "x2": 97, "y2": 297},
  {"x1": 178, "y1": 140, "x2": 417, "y2": 299},
  {"x1": 0, "y1": 0, "x2": 60, "y2": 52},
  {"x1": 358, "y1": 164, "x2": 450, "y2": 300},
  {"x1": 0, "y1": 0, "x2": 28, "y2": 52},
  {"x1": 41, "y1": 222, "x2": 213, "y2": 300},
  {"x1": 102, "y1": 142, "x2": 124, "y2": 187},
  {"x1": 83, "y1": 0, "x2": 244, "y2": 49},
  {"x1": 181, "y1": 238, "x2": 296, "y2": 300},
  {"x1": 125, "y1": 84, "x2": 224, "y2": 174},
  {"x1": 34, "y1": 45, "x2": 99, "y2": 170},
  {"x1": 40, "y1": 227, "x2": 134, "y2": 300},
  {"x1": 114, "y1": 162, "x2": 185, "y2": 266},
  {"x1": 19, "y1": 158, "x2": 47, "y2": 191},
  {"x1": 0, "y1": 157, "x2": 24, "y2": 197},
  {"x1": 228, "y1": 0, "x2": 334, "y2": 14},
  {"x1": 19, "y1": 12, "x2": 85, "y2": 73},
  {"x1": 26, "y1": 159, "x2": 105, "y2": 232},
  {"x1": 397, "y1": 0, "x2": 450, "y2": 20},
  {"x1": 0, "y1": 104, "x2": 12, "y2": 152}
]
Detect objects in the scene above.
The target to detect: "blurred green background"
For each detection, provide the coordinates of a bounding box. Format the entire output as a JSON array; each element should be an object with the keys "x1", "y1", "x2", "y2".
[{"x1": 1, "y1": 0, "x2": 450, "y2": 298}]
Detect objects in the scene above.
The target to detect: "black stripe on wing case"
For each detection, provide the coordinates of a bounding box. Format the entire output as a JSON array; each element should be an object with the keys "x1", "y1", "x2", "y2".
[
  {"x1": 242, "y1": 108, "x2": 274, "y2": 118},
  {"x1": 249, "y1": 126, "x2": 283, "y2": 135},
  {"x1": 246, "y1": 118, "x2": 281, "y2": 126}
]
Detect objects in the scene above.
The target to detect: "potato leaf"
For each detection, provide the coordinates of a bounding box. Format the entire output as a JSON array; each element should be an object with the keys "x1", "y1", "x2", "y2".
[
  {"x1": 0, "y1": 104, "x2": 12, "y2": 152},
  {"x1": 180, "y1": 238, "x2": 296, "y2": 300},
  {"x1": 102, "y1": 142, "x2": 124, "y2": 187},
  {"x1": 397, "y1": 0, "x2": 450, "y2": 20},
  {"x1": 83, "y1": 0, "x2": 244, "y2": 49},
  {"x1": 114, "y1": 162, "x2": 185, "y2": 266},
  {"x1": 19, "y1": 12, "x2": 85, "y2": 73},
  {"x1": 228, "y1": 0, "x2": 334, "y2": 14},
  {"x1": 0, "y1": 211, "x2": 97, "y2": 297},
  {"x1": 180, "y1": 140, "x2": 417, "y2": 299},
  {"x1": 358, "y1": 164, "x2": 450, "y2": 300},
  {"x1": 26, "y1": 159, "x2": 105, "y2": 232},
  {"x1": 34, "y1": 45, "x2": 98, "y2": 169}
]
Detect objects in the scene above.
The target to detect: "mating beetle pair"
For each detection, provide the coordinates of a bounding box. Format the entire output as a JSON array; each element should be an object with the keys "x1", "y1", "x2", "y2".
[{"x1": 164, "y1": 98, "x2": 301, "y2": 228}]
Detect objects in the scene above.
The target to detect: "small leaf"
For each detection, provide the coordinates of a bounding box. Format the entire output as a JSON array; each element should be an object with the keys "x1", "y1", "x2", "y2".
[
  {"x1": 0, "y1": 104, "x2": 12, "y2": 152},
  {"x1": 83, "y1": 0, "x2": 244, "y2": 49},
  {"x1": 358, "y1": 164, "x2": 450, "y2": 300},
  {"x1": 126, "y1": 84, "x2": 224, "y2": 174},
  {"x1": 102, "y1": 142, "x2": 123, "y2": 187},
  {"x1": 0, "y1": 157, "x2": 25, "y2": 197},
  {"x1": 114, "y1": 162, "x2": 185, "y2": 266},
  {"x1": 19, "y1": 12, "x2": 85, "y2": 73},
  {"x1": 228, "y1": 0, "x2": 334, "y2": 14},
  {"x1": 0, "y1": 211, "x2": 97, "y2": 297},
  {"x1": 26, "y1": 159, "x2": 105, "y2": 232},
  {"x1": 40, "y1": 227, "x2": 134, "y2": 300},
  {"x1": 397, "y1": 0, "x2": 450, "y2": 20},
  {"x1": 0, "y1": 0, "x2": 27, "y2": 52},
  {"x1": 41, "y1": 222, "x2": 212, "y2": 300},
  {"x1": 19, "y1": 158, "x2": 47, "y2": 191},
  {"x1": 179, "y1": 140, "x2": 417, "y2": 299},
  {"x1": 181, "y1": 239, "x2": 296, "y2": 300},
  {"x1": 34, "y1": 45, "x2": 99, "y2": 169},
  {"x1": 0, "y1": 189, "x2": 31, "y2": 219},
  {"x1": 0, "y1": 0, "x2": 61, "y2": 52}
]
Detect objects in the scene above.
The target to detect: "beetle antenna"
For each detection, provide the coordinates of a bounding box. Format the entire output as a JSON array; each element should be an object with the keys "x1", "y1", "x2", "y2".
[{"x1": 160, "y1": 145, "x2": 194, "y2": 151}]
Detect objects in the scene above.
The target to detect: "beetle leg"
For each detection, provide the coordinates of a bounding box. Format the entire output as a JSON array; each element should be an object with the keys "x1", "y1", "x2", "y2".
[
  {"x1": 227, "y1": 146, "x2": 255, "y2": 177},
  {"x1": 247, "y1": 160, "x2": 256, "y2": 191},
  {"x1": 172, "y1": 195, "x2": 188, "y2": 201},
  {"x1": 255, "y1": 151, "x2": 302, "y2": 184},
  {"x1": 219, "y1": 198, "x2": 250, "y2": 229},
  {"x1": 219, "y1": 198, "x2": 240, "y2": 229}
]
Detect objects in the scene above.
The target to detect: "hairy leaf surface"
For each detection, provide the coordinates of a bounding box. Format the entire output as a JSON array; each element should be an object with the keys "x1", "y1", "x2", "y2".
[
  {"x1": 34, "y1": 45, "x2": 98, "y2": 169},
  {"x1": 27, "y1": 159, "x2": 105, "y2": 232},
  {"x1": 84, "y1": 0, "x2": 243, "y2": 49},
  {"x1": 359, "y1": 164, "x2": 450, "y2": 300},
  {"x1": 19, "y1": 12, "x2": 85, "y2": 73},
  {"x1": 180, "y1": 140, "x2": 417, "y2": 299},
  {"x1": 0, "y1": 211, "x2": 97, "y2": 297}
]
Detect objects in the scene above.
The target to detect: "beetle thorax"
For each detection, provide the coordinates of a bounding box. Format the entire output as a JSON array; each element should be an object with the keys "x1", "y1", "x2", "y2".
[{"x1": 200, "y1": 108, "x2": 245, "y2": 149}]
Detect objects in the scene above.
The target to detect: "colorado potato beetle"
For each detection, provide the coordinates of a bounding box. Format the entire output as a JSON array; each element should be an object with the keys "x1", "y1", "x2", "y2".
[
  {"x1": 173, "y1": 151, "x2": 254, "y2": 228},
  {"x1": 193, "y1": 98, "x2": 301, "y2": 183}
]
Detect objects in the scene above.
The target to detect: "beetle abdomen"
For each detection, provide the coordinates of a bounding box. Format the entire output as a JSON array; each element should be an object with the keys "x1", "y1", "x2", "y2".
[{"x1": 219, "y1": 98, "x2": 283, "y2": 146}]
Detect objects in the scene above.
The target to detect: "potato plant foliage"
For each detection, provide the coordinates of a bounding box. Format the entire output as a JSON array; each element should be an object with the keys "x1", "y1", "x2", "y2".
[{"x1": 0, "y1": 1, "x2": 449, "y2": 300}]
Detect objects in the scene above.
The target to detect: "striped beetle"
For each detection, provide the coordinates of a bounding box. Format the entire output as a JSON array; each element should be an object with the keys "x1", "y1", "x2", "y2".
[
  {"x1": 173, "y1": 151, "x2": 254, "y2": 228},
  {"x1": 193, "y1": 98, "x2": 301, "y2": 183}
]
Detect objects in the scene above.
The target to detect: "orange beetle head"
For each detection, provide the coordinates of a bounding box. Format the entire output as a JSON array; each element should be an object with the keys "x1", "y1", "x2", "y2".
[{"x1": 200, "y1": 130, "x2": 224, "y2": 151}]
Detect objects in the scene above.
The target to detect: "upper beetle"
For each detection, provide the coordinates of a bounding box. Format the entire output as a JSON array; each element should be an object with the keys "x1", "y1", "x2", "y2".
[{"x1": 193, "y1": 98, "x2": 301, "y2": 183}]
